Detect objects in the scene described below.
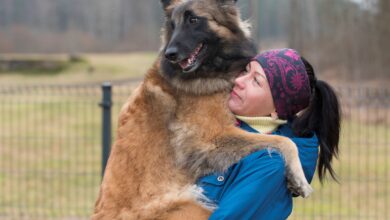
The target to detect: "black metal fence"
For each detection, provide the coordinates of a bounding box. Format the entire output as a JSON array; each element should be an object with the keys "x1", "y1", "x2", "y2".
[
  {"x1": 0, "y1": 82, "x2": 134, "y2": 220},
  {"x1": 0, "y1": 82, "x2": 389, "y2": 219}
]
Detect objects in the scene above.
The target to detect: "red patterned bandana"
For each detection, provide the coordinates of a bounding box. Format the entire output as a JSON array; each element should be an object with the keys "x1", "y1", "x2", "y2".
[{"x1": 253, "y1": 48, "x2": 311, "y2": 120}]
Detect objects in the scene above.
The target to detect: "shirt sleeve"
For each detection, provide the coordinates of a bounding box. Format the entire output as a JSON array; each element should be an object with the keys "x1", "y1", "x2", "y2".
[{"x1": 208, "y1": 150, "x2": 292, "y2": 220}]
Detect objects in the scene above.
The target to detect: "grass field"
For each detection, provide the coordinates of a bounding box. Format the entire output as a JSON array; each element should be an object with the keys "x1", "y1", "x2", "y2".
[
  {"x1": 0, "y1": 53, "x2": 389, "y2": 219},
  {"x1": 0, "y1": 52, "x2": 157, "y2": 85},
  {"x1": 292, "y1": 117, "x2": 390, "y2": 219},
  {"x1": 0, "y1": 89, "x2": 139, "y2": 219}
]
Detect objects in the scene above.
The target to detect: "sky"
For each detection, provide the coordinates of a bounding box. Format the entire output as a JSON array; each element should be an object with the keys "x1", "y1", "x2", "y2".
[{"x1": 348, "y1": 0, "x2": 378, "y2": 12}]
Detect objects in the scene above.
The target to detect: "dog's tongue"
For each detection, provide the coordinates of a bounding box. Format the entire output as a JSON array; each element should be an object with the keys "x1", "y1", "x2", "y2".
[
  {"x1": 179, "y1": 44, "x2": 203, "y2": 70},
  {"x1": 179, "y1": 55, "x2": 195, "y2": 69},
  {"x1": 179, "y1": 59, "x2": 189, "y2": 69}
]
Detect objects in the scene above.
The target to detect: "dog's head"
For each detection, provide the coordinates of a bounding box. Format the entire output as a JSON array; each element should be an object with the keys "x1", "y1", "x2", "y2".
[{"x1": 159, "y1": 0, "x2": 256, "y2": 86}]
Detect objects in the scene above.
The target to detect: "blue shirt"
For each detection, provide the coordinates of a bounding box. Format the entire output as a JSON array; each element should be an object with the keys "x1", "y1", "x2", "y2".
[{"x1": 196, "y1": 122, "x2": 319, "y2": 220}]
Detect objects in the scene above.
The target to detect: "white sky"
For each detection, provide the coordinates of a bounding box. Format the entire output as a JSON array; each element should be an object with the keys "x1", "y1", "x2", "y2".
[{"x1": 348, "y1": 0, "x2": 378, "y2": 12}]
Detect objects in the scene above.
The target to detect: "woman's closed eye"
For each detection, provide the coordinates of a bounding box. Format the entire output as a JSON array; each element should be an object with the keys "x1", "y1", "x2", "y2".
[{"x1": 253, "y1": 77, "x2": 261, "y2": 86}]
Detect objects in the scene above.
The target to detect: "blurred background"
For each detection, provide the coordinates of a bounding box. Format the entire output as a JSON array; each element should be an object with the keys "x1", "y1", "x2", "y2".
[{"x1": 0, "y1": 0, "x2": 389, "y2": 219}]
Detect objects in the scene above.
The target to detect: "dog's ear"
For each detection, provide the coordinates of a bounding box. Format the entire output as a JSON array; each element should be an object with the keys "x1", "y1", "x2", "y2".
[
  {"x1": 160, "y1": 0, "x2": 181, "y2": 11},
  {"x1": 160, "y1": 0, "x2": 183, "y2": 16},
  {"x1": 160, "y1": 0, "x2": 172, "y2": 10}
]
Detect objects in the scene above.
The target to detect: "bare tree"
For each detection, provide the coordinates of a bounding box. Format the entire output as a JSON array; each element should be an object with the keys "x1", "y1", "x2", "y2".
[{"x1": 0, "y1": 0, "x2": 389, "y2": 81}]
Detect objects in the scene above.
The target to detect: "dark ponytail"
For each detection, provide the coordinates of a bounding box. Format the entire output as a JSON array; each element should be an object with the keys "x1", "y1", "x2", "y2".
[{"x1": 292, "y1": 57, "x2": 341, "y2": 183}]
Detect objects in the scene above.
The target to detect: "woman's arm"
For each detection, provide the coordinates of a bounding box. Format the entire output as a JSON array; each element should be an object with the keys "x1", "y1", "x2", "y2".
[
  {"x1": 198, "y1": 129, "x2": 319, "y2": 220},
  {"x1": 207, "y1": 150, "x2": 292, "y2": 220}
]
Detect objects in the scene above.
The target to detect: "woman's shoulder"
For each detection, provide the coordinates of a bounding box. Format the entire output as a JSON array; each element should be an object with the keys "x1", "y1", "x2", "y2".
[
  {"x1": 274, "y1": 123, "x2": 319, "y2": 149},
  {"x1": 275, "y1": 123, "x2": 319, "y2": 183}
]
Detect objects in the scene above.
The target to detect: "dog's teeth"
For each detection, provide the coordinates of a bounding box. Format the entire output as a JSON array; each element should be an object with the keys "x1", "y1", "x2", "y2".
[{"x1": 179, "y1": 43, "x2": 204, "y2": 70}]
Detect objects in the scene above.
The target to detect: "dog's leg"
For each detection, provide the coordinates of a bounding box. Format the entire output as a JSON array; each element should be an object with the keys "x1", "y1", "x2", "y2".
[
  {"x1": 171, "y1": 124, "x2": 313, "y2": 197},
  {"x1": 217, "y1": 127, "x2": 313, "y2": 197}
]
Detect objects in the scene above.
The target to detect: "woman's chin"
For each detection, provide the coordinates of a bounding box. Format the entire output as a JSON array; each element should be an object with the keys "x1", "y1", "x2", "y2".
[{"x1": 228, "y1": 101, "x2": 243, "y2": 115}]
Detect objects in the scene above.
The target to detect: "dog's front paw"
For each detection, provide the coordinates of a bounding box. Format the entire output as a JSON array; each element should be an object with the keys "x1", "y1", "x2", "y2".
[
  {"x1": 286, "y1": 169, "x2": 313, "y2": 198},
  {"x1": 287, "y1": 180, "x2": 313, "y2": 198}
]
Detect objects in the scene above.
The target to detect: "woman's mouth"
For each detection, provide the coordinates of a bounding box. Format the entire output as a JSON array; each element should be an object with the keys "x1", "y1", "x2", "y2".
[{"x1": 230, "y1": 90, "x2": 241, "y2": 99}]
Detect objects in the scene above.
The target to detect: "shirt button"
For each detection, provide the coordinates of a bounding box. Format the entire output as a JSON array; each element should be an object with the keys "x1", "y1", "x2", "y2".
[{"x1": 217, "y1": 176, "x2": 225, "y2": 182}]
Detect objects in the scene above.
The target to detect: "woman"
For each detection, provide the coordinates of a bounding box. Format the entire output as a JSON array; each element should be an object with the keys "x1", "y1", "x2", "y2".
[{"x1": 197, "y1": 48, "x2": 341, "y2": 219}]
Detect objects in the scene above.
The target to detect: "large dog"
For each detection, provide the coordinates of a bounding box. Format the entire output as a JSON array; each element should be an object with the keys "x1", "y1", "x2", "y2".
[{"x1": 92, "y1": 0, "x2": 312, "y2": 219}]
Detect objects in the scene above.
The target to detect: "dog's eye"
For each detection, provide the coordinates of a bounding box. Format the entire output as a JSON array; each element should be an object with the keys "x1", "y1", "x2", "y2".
[{"x1": 189, "y1": 16, "x2": 199, "y2": 24}]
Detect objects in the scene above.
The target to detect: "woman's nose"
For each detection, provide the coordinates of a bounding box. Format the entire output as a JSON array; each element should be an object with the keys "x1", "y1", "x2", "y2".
[{"x1": 234, "y1": 73, "x2": 247, "y2": 89}]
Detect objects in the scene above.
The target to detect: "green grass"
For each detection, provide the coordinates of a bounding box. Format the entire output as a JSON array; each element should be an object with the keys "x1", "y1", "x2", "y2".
[
  {"x1": 0, "y1": 94, "x2": 105, "y2": 218},
  {"x1": 290, "y1": 118, "x2": 390, "y2": 219},
  {"x1": 0, "y1": 52, "x2": 157, "y2": 85}
]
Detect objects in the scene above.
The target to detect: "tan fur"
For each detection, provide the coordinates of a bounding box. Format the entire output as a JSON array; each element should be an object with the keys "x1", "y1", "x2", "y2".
[
  {"x1": 93, "y1": 62, "x2": 212, "y2": 220},
  {"x1": 92, "y1": 1, "x2": 312, "y2": 219}
]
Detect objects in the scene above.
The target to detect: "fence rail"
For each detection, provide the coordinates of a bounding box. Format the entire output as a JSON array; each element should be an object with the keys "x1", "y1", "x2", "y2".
[{"x1": 0, "y1": 82, "x2": 389, "y2": 219}]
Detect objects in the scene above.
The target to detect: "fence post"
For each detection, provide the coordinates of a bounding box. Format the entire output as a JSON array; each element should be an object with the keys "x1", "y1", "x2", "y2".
[{"x1": 100, "y1": 82, "x2": 112, "y2": 178}]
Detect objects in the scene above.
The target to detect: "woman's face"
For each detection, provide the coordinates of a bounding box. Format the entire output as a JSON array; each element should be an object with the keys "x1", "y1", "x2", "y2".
[{"x1": 228, "y1": 61, "x2": 276, "y2": 117}]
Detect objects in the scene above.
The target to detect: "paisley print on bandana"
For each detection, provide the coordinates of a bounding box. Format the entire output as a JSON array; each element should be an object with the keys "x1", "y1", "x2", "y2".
[{"x1": 253, "y1": 48, "x2": 311, "y2": 120}]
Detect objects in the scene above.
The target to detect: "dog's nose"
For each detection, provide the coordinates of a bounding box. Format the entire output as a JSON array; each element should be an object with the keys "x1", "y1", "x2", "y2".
[{"x1": 165, "y1": 47, "x2": 179, "y2": 61}]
